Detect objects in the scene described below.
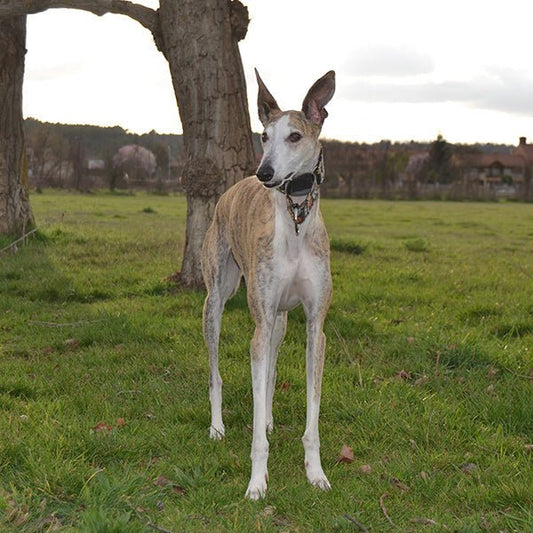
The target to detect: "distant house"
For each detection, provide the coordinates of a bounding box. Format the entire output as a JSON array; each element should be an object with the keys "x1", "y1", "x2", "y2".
[
  {"x1": 514, "y1": 136, "x2": 533, "y2": 176},
  {"x1": 456, "y1": 137, "x2": 533, "y2": 186},
  {"x1": 455, "y1": 152, "x2": 523, "y2": 185}
]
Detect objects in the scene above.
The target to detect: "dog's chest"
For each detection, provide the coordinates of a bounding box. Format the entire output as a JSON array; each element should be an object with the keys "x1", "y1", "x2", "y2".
[{"x1": 271, "y1": 215, "x2": 324, "y2": 311}]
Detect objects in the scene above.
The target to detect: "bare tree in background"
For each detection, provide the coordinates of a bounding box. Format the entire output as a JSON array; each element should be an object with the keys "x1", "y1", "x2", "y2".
[
  {"x1": 0, "y1": 0, "x2": 256, "y2": 286},
  {"x1": 0, "y1": 15, "x2": 34, "y2": 238}
]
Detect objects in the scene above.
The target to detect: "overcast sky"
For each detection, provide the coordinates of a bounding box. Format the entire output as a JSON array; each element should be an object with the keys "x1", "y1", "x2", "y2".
[{"x1": 24, "y1": 0, "x2": 533, "y2": 145}]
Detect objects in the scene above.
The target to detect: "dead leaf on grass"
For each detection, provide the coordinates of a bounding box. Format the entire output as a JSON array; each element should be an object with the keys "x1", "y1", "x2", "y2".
[
  {"x1": 411, "y1": 517, "x2": 450, "y2": 530},
  {"x1": 64, "y1": 338, "x2": 79, "y2": 350},
  {"x1": 6, "y1": 504, "x2": 29, "y2": 527},
  {"x1": 261, "y1": 505, "x2": 276, "y2": 517},
  {"x1": 461, "y1": 462, "x2": 479, "y2": 474},
  {"x1": 487, "y1": 366, "x2": 500, "y2": 379},
  {"x1": 153, "y1": 475, "x2": 171, "y2": 487},
  {"x1": 37, "y1": 515, "x2": 63, "y2": 531},
  {"x1": 358, "y1": 464, "x2": 372, "y2": 475},
  {"x1": 414, "y1": 374, "x2": 429, "y2": 386},
  {"x1": 337, "y1": 444, "x2": 355, "y2": 464},
  {"x1": 396, "y1": 370, "x2": 411, "y2": 380},
  {"x1": 279, "y1": 381, "x2": 291, "y2": 391},
  {"x1": 389, "y1": 476, "x2": 409, "y2": 493},
  {"x1": 92, "y1": 422, "x2": 113, "y2": 434}
]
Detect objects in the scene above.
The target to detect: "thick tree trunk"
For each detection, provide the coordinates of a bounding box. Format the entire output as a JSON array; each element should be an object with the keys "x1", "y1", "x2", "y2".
[
  {"x1": 0, "y1": 15, "x2": 34, "y2": 238},
  {"x1": 159, "y1": 0, "x2": 256, "y2": 287}
]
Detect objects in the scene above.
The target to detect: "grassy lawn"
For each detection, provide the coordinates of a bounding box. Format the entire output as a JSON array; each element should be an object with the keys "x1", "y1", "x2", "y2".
[{"x1": 1, "y1": 190, "x2": 532, "y2": 532}]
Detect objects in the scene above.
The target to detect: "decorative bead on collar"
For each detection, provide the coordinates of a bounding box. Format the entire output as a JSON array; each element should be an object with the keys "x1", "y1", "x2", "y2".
[{"x1": 278, "y1": 149, "x2": 324, "y2": 235}]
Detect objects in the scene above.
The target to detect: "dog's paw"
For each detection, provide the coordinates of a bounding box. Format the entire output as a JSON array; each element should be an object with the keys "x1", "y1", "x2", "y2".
[
  {"x1": 245, "y1": 480, "x2": 267, "y2": 501},
  {"x1": 310, "y1": 475, "x2": 331, "y2": 491},
  {"x1": 209, "y1": 425, "x2": 225, "y2": 440},
  {"x1": 307, "y1": 469, "x2": 331, "y2": 492}
]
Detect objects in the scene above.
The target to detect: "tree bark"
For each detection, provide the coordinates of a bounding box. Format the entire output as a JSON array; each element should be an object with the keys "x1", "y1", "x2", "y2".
[
  {"x1": 0, "y1": 15, "x2": 34, "y2": 238},
  {"x1": 159, "y1": 0, "x2": 256, "y2": 287}
]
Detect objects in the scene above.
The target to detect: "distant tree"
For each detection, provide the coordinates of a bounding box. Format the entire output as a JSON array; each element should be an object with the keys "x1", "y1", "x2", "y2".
[
  {"x1": 152, "y1": 143, "x2": 170, "y2": 178},
  {"x1": 142, "y1": 131, "x2": 171, "y2": 188},
  {"x1": 69, "y1": 137, "x2": 86, "y2": 191},
  {"x1": 27, "y1": 123, "x2": 51, "y2": 192},
  {"x1": 112, "y1": 145, "x2": 157, "y2": 187},
  {"x1": 0, "y1": 0, "x2": 256, "y2": 286},
  {"x1": 405, "y1": 153, "x2": 427, "y2": 177},
  {"x1": 427, "y1": 134, "x2": 456, "y2": 184},
  {"x1": 0, "y1": 15, "x2": 34, "y2": 238},
  {"x1": 25, "y1": 121, "x2": 70, "y2": 190}
]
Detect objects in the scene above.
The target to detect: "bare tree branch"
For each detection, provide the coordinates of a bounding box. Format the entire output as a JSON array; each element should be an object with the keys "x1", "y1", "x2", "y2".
[{"x1": 0, "y1": 1, "x2": 159, "y2": 43}]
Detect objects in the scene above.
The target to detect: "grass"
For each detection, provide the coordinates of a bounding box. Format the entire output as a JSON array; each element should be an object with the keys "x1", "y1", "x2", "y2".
[{"x1": 1, "y1": 191, "x2": 532, "y2": 532}]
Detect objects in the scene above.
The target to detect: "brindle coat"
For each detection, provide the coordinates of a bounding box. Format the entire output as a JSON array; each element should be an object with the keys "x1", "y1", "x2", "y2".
[{"x1": 202, "y1": 70, "x2": 335, "y2": 500}]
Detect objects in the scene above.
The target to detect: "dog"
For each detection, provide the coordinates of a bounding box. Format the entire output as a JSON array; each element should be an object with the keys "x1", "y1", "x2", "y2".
[{"x1": 202, "y1": 69, "x2": 335, "y2": 500}]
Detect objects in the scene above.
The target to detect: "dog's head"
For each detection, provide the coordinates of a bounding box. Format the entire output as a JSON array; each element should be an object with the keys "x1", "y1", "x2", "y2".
[{"x1": 255, "y1": 69, "x2": 336, "y2": 190}]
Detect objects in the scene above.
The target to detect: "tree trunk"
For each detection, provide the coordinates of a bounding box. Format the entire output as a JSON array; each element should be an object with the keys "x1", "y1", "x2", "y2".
[
  {"x1": 159, "y1": 0, "x2": 256, "y2": 287},
  {"x1": 0, "y1": 15, "x2": 34, "y2": 238}
]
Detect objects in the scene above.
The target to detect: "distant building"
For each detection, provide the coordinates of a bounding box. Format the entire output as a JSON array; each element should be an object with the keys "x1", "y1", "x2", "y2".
[
  {"x1": 455, "y1": 137, "x2": 533, "y2": 186},
  {"x1": 514, "y1": 136, "x2": 533, "y2": 172}
]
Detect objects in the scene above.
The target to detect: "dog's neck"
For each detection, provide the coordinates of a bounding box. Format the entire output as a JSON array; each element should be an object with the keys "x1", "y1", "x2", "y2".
[
  {"x1": 278, "y1": 148, "x2": 324, "y2": 197},
  {"x1": 277, "y1": 148, "x2": 324, "y2": 235}
]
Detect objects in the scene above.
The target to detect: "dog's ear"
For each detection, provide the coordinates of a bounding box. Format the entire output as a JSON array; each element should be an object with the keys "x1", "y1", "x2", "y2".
[
  {"x1": 302, "y1": 71, "x2": 336, "y2": 126},
  {"x1": 255, "y1": 68, "x2": 281, "y2": 126}
]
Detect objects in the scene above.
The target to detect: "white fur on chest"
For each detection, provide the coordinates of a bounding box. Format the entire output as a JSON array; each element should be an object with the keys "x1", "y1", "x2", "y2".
[{"x1": 271, "y1": 196, "x2": 322, "y2": 311}]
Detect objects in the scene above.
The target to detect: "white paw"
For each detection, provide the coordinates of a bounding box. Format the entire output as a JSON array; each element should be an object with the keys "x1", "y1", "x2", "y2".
[
  {"x1": 307, "y1": 470, "x2": 331, "y2": 491},
  {"x1": 244, "y1": 470, "x2": 268, "y2": 502},
  {"x1": 209, "y1": 425, "x2": 225, "y2": 440},
  {"x1": 245, "y1": 475, "x2": 268, "y2": 500}
]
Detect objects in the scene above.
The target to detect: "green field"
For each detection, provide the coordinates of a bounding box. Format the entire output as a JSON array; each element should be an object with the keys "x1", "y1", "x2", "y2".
[{"x1": 1, "y1": 191, "x2": 532, "y2": 532}]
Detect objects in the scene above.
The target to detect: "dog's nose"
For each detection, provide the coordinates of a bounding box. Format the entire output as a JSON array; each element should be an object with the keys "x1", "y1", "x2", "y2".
[{"x1": 256, "y1": 165, "x2": 274, "y2": 183}]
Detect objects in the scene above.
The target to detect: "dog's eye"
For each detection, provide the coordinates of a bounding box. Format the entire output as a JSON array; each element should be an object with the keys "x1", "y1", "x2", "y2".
[
  {"x1": 288, "y1": 132, "x2": 302, "y2": 143},
  {"x1": 261, "y1": 132, "x2": 268, "y2": 143}
]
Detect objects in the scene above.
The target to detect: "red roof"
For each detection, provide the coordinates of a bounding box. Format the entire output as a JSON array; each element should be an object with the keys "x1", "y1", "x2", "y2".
[{"x1": 455, "y1": 152, "x2": 524, "y2": 169}]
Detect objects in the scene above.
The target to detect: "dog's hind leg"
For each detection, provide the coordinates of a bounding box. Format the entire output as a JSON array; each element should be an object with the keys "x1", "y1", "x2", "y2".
[
  {"x1": 203, "y1": 234, "x2": 241, "y2": 440},
  {"x1": 266, "y1": 311, "x2": 287, "y2": 433}
]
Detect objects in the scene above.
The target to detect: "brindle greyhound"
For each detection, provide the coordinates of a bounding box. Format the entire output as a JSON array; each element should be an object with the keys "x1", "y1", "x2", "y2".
[{"x1": 202, "y1": 69, "x2": 335, "y2": 500}]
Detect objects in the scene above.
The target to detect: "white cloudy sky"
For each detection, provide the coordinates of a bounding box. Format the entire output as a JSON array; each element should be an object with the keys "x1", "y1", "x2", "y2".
[{"x1": 24, "y1": 0, "x2": 533, "y2": 144}]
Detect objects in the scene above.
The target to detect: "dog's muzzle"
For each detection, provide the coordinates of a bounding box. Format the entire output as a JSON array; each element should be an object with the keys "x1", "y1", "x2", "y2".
[
  {"x1": 256, "y1": 166, "x2": 295, "y2": 189},
  {"x1": 256, "y1": 165, "x2": 274, "y2": 184}
]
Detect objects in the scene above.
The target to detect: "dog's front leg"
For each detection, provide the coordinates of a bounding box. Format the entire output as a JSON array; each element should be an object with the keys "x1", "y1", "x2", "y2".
[
  {"x1": 245, "y1": 324, "x2": 271, "y2": 500},
  {"x1": 266, "y1": 311, "x2": 287, "y2": 433},
  {"x1": 302, "y1": 317, "x2": 331, "y2": 491}
]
